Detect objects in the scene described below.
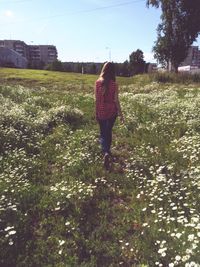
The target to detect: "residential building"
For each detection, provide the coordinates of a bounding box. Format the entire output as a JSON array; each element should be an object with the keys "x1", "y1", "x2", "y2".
[
  {"x1": 0, "y1": 39, "x2": 57, "y2": 68},
  {"x1": 28, "y1": 45, "x2": 57, "y2": 67},
  {"x1": 0, "y1": 40, "x2": 29, "y2": 59},
  {"x1": 180, "y1": 46, "x2": 200, "y2": 68},
  {"x1": 0, "y1": 47, "x2": 28, "y2": 68}
]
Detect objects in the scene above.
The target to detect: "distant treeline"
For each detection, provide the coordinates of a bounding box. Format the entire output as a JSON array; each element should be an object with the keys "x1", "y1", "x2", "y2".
[
  {"x1": 45, "y1": 49, "x2": 156, "y2": 76},
  {"x1": 46, "y1": 57, "x2": 155, "y2": 77}
]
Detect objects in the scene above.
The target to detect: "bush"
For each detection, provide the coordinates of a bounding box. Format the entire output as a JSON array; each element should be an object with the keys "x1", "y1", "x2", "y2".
[
  {"x1": 151, "y1": 72, "x2": 200, "y2": 84},
  {"x1": 46, "y1": 60, "x2": 64, "y2": 72}
]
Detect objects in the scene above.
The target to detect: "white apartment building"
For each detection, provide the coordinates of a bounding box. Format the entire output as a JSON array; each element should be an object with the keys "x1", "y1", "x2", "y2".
[
  {"x1": 0, "y1": 40, "x2": 57, "y2": 68},
  {"x1": 180, "y1": 46, "x2": 200, "y2": 68}
]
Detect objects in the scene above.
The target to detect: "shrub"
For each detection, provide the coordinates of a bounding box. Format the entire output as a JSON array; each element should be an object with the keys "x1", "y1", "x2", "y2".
[{"x1": 151, "y1": 72, "x2": 200, "y2": 84}]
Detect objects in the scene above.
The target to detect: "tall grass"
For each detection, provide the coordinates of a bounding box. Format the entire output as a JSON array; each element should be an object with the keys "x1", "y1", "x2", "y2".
[
  {"x1": 0, "y1": 68, "x2": 200, "y2": 267},
  {"x1": 150, "y1": 72, "x2": 200, "y2": 84}
]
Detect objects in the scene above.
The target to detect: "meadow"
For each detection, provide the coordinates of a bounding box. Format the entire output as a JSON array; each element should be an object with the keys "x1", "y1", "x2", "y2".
[{"x1": 0, "y1": 68, "x2": 199, "y2": 267}]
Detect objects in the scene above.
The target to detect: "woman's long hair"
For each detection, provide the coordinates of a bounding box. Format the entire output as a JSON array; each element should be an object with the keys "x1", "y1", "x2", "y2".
[{"x1": 99, "y1": 62, "x2": 116, "y2": 95}]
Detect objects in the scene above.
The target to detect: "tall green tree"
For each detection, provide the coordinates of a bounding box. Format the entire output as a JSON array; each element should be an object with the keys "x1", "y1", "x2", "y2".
[
  {"x1": 129, "y1": 49, "x2": 145, "y2": 75},
  {"x1": 121, "y1": 60, "x2": 130, "y2": 77},
  {"x1": 147, "y1": 0, "x2": 200, "y2": 72}
]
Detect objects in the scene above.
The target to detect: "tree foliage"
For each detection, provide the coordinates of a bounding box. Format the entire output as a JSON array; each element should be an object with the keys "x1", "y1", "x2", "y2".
[
  {"x1": 46, "y1": 59, "x2": 64, "y2": 71},
  {"x1": 121, "y1": 60, "x2": 130, "y2": 77},
  {"x1": 129, "y1": 49, "x2": 145, "y2": 75},
  {"x1": 147, "y1": 0, "x2": 200, "y2": 72}
]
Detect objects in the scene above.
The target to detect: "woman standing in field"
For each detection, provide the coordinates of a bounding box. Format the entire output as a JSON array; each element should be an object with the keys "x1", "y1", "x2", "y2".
[{"x1": 95, "y1": 62, "x2": 124, "y2": 170}]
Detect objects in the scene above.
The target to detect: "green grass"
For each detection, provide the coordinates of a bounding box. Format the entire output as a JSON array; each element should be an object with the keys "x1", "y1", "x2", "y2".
[
  {"x1": 0, "y1": 68, "x2": 200, "y2": 267},
  {"x1": 0, "y1": 67, "x2": 155, "y2": 91},
  {"x1": 151, "y1": 71, "x2": 200, "y2": 84},
  {"x1": 0, "y1": 67, "x2": 96, "y2": 90}
]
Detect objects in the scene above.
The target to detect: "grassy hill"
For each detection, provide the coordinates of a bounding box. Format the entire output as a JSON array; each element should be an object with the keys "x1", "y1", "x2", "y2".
[
  {"x1": 0, "y1": 67, "x2": 144, "y2": 89},
  {"x1": 0, "y1": 68, "x2": 200, "y2": 267}
]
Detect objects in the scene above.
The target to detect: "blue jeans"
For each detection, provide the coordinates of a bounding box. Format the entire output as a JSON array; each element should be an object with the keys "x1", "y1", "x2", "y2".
[{"x1": 98, "y1": 116, "x2": 117, "y2": 154}]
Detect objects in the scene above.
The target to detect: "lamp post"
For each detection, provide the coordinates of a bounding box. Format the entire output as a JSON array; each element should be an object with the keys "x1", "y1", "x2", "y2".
[{"x1": 106, "y1": 47, "x2": 111, "y2": 62}]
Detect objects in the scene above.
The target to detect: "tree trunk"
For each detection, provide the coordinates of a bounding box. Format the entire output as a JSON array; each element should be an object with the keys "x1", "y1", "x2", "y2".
[{"x1": 173, "y1": 63, "x2": 179, "y2": 73}]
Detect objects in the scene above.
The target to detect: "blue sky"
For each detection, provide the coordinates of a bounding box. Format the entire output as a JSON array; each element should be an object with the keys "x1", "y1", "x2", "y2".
[{"x1": 0, "y1": 0, "x2": 199, "y2": 63}]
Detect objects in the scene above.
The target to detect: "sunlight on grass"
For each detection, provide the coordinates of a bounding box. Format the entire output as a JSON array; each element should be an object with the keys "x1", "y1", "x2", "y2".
[{"x1": 0, "y1": 69, "x2": 200, "y2": 266}]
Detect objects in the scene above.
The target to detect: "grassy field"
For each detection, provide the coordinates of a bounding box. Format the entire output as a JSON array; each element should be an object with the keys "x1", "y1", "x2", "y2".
[
  {"x1": 0, "y1": 68, "x2": 200, "y2": 267},
  {"x1": 0, "y1": 67, "x2": 144, "y2": 89}
]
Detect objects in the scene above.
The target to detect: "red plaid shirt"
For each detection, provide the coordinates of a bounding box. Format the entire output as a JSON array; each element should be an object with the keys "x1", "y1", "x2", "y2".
[{"x1": 95, "y1": 79, "x2": 118, "y2": 120}]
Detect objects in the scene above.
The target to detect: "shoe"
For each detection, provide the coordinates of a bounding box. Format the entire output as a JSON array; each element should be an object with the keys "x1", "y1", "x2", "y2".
[
  {"x1": 108, "y1": 151, "x2": 117, "y2": 162},
  {"x1": 103, "y1": 153, "x2": 110, "y2": 170}
]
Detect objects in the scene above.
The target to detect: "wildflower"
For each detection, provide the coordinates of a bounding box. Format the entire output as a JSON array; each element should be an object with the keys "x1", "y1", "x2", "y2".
[
  {"x1": 175, "y1": 255, "x2": 181, "y2": 261},
  {"x1": 188, "y1": 234, "x2": 195, "y2": 241},
  {"x1": 9, "y1": 240, "x2": 14, "y2": 245},
  {"x1": 4, "y1": 226, "x2": 14, "y2": 232},
  {"x1": 59, "y1": 240, "x2": 65, "y2": 246},
  {"x1": 8, "y1": 230, "x2": 16, "y2": 235},
  {"x1": 175, "y1": 233, "x2": 182, "y2": 238}
]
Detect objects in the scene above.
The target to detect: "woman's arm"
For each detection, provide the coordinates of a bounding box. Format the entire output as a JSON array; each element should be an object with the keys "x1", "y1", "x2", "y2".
[
  {"x1": 94, "y1": 83, "x2": 98, "y2": 120},
  {"x1": 114, "y1": 85, "x2": 124, "y2": 123}
]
